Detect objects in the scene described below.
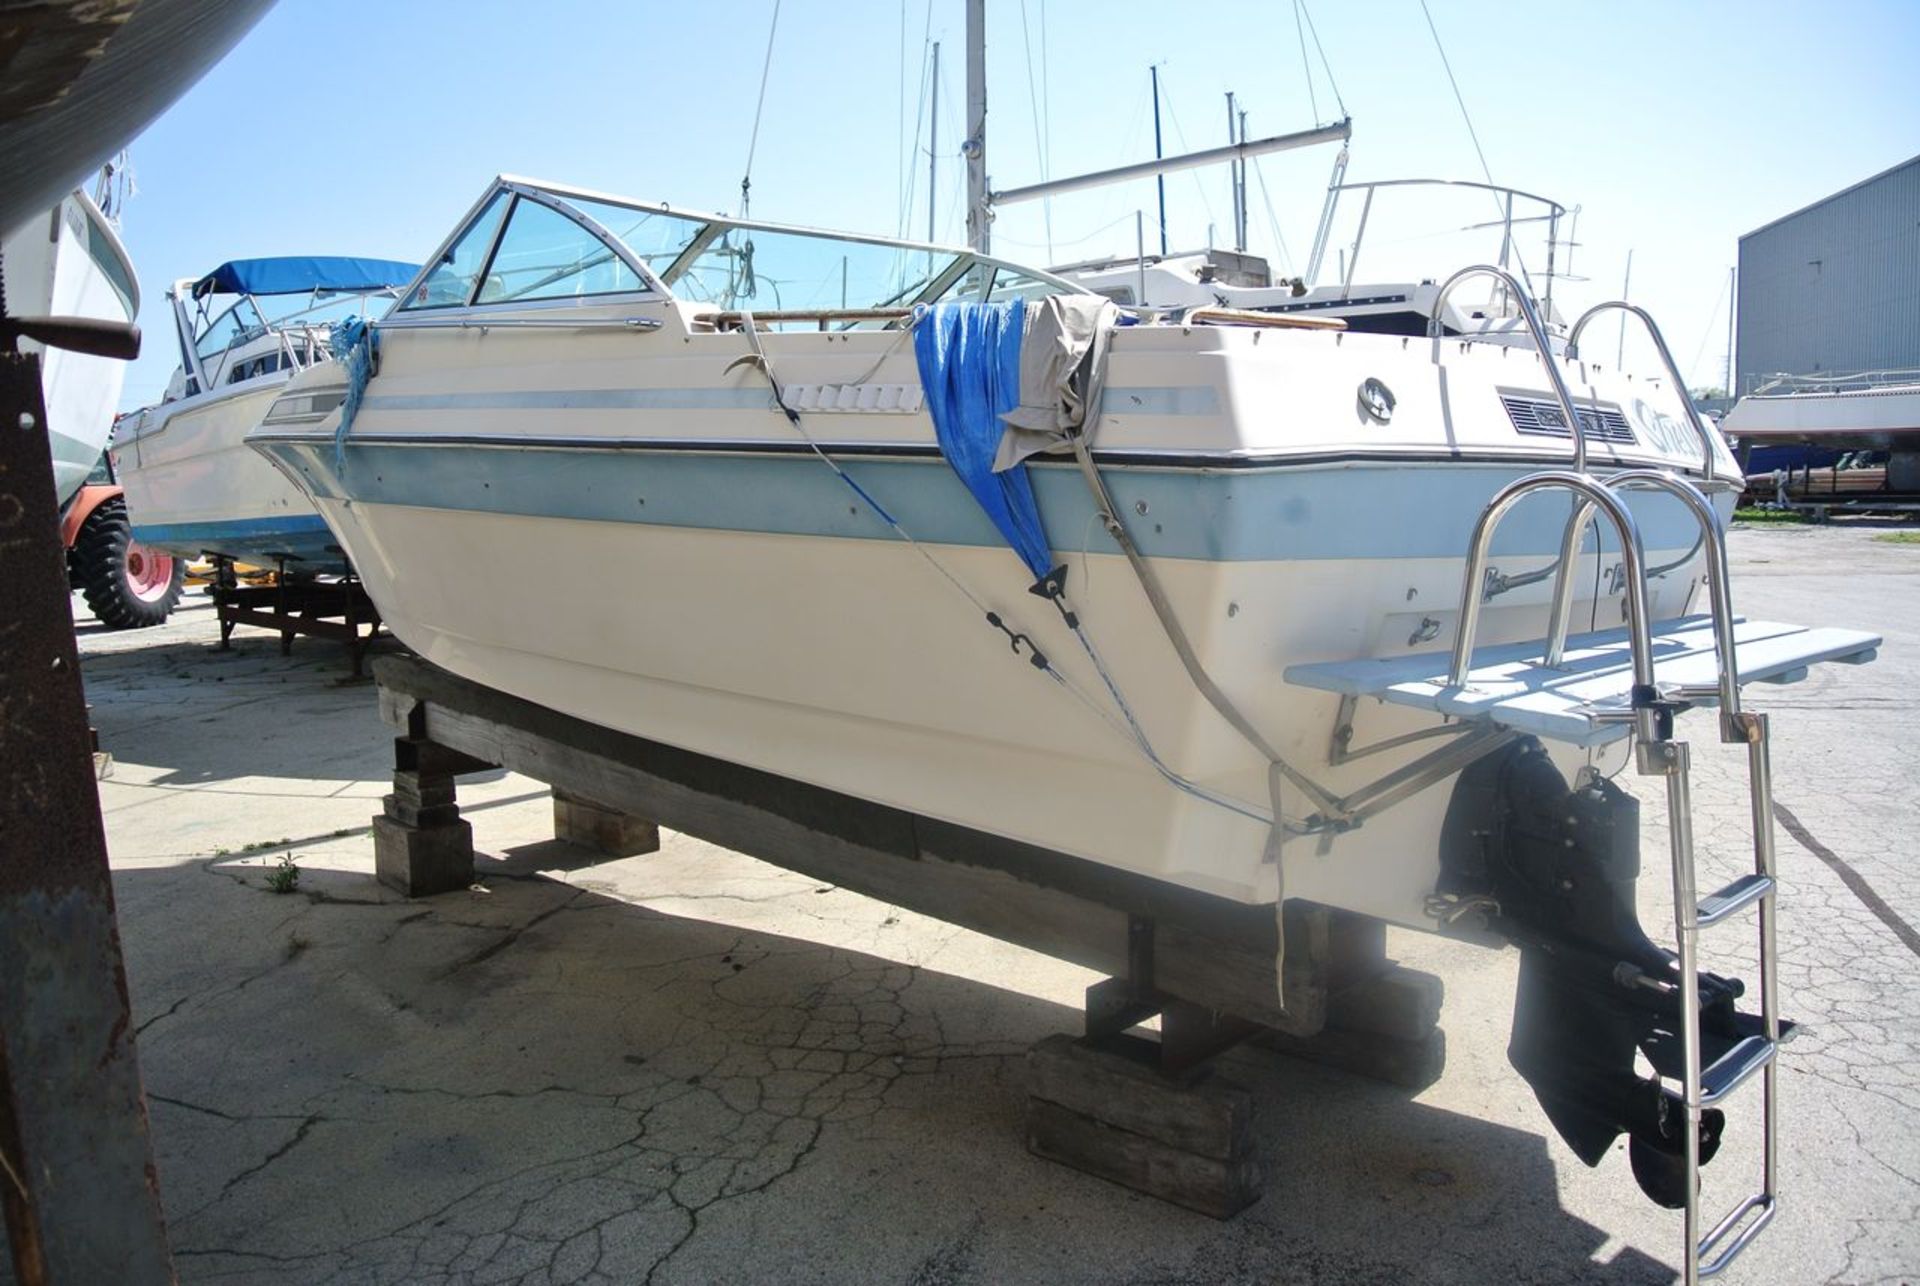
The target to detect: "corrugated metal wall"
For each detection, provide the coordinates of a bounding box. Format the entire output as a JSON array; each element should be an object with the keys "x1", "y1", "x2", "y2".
[{"x1": 1736, "y1": 155, "x2": 1920, "y2": 393}]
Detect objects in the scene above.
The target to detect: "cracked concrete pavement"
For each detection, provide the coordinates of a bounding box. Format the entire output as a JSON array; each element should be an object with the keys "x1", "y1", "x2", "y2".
[{"x1": 8, "y1": 520, "x2": 1918, "y2": 1284}]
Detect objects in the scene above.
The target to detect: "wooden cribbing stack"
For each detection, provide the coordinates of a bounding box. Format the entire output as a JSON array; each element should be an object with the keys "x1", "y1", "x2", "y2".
[{"x1": 369, "y1": 652, "x2": 1444, "y2": 1217}]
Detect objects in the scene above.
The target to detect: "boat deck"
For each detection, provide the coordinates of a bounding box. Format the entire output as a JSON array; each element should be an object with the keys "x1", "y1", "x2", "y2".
[{"x1": 1284, "y1": 615, "x2": 1882, "y2": 747}]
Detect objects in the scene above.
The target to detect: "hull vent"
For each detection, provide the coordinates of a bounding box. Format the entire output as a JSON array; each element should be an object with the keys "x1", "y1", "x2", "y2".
[{"x1": 1500, "y1": 390, "x2": 1635, "y2": 445}]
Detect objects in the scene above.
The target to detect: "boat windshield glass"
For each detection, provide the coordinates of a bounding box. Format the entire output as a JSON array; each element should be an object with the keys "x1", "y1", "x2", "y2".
[
  {"x1": 563, "y1": 197, "x2": 706, "y2": 278},
  {"x1": 195, "y1": 289, "x2": 399, "y2": 359},
  {"x1": 476, "y1": 197, "x2": 646, "y2": 304},
  {"x1": 553, "y1": 192, "x2": 966, "y2": 311},
  {"x1": 399, "y1": 182, "x2": 1086, "y2": 320},
  {"x1": 667, "y1": 226, "x2": 957, "y2": 312},
  {"x1": 193, "y1": 297, "x2": 266, "y2": 361},
  {"x1": 930, "y1": 262, "x2": 1057, "y2": 305},
  {"x1": 406, "y1": 192, "x2": 510, "y2": 309}
]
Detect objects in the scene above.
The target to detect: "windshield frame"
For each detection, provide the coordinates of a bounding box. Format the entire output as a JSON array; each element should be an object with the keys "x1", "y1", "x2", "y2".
[{"x1": 383, "y1": 175, "x2": 1087, "y2": 322}]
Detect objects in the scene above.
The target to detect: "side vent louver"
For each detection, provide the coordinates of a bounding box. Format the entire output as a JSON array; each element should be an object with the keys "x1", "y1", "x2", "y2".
[{"x1": 1500, "y1": 390, "x2": 1636, "y2": 445}]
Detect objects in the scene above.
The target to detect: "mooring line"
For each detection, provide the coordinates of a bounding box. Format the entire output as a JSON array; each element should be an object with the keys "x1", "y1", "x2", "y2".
[{"x1": 1773, "y1": 800, "x2": 1920, "y2": 959}]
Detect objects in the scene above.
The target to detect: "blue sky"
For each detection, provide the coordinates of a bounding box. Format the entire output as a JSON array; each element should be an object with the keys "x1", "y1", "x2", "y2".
[{"x1": 110, "y1": 0, "x2": 1919, "y2": 408}]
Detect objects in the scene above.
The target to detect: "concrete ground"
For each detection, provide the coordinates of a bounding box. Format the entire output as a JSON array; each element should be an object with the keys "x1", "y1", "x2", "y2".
[{"x1": 19, "y1": 522, "x2": 1920, "y2": 1284}]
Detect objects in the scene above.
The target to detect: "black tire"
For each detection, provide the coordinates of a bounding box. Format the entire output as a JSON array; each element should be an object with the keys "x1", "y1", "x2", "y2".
[{"x1": 73, "y1": 497, "x2": 184, "y2": 629}]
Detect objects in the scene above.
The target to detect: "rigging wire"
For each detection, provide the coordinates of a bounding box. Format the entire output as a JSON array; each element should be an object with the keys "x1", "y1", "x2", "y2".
[
  {"x1": 1250, "y1": 158, "x2": 1296, "y2": 277},
  {"x1": 897, "y1": 0, "x2": 907, "y2": 247},
  {"x1": 1687, "y1": 269, "x2": 1730, "y2": 388},
  {"x1": 1418, "y1": 0, "x2": 1493, "y2": 190},
  {"x1": 731, "y1": 316, "x2": 1280, "y2": 827},
  {"x1": 895, "y1": 0, "x2": 937, "y2": 243},
  {"x1": 989, "y1": 209, "x2": 1144, "y2": 254},
  {"x1": 1418, "y1": 0, "x2": 1535, "y2": 293},
  {"x1": 1292, "y1": 0, "x2": 1319, "y2": 123},
  {"x1": 739, "y1": 0, "x2": 784, "y2": 221},
  {"x1": 1155, "y1": 74, "x2": 1222, "y2": 243},
  {"x1": 1041, "y1": 0, "x2": 1052, "y2": 242},
  {"x1": 1018, "y1": 0, "x2": 1054, "y2": 262},
  {"x1": 1297, "y1": 0, "x2": 1347, "y2": 118}
]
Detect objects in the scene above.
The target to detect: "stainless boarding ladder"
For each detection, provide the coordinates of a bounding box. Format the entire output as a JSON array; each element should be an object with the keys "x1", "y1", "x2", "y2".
[{"x1": 1433, "y1": 273, "x2": 1779, "y2": 1282}]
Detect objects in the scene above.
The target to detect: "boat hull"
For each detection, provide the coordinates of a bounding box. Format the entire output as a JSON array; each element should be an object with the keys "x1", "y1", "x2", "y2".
[
  {"x1": 2, "y1": 192, "x2": 135, "y2": 506},
  {"x1": 251, "y1": 288, "x2": 1739, "y2": 926},
  {"x1": 256, "y1": 432, "x2": 1715, "y2": 924},
  {"x1": 115, "y1": 379, "x2": 347, "y2": 571},
  {"x1": 1723, "y1": 383, "x2": 1920, "y2": 450}
]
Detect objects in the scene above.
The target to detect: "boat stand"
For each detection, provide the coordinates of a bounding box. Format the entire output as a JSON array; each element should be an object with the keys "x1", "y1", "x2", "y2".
[
  {"x1": 1, "y1": 349, "x2": 174, "y2": 1281},
  {"x1": 368, "y1": 652, "x2": 1444, "y2": 1218},
  {"x1": 208, "y1": 554, "x2": 383, "y2": 677}
]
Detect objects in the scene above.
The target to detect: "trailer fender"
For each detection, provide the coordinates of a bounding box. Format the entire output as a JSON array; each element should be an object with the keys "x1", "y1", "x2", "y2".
[{"x1": 60, "y1": 482, "x2": 124, "y2": 550}]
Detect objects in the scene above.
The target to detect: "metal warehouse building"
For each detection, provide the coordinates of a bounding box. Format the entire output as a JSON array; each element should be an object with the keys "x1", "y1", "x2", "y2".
[{"x1": 1736, "y1": 153, "x2": 1920, "y2": 394}]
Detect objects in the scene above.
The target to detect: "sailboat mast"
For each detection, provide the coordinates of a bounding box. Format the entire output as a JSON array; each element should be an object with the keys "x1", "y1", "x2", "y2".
[
  {"x1": 1225, "y1": 93, "x2": 1238, "y2": 251},
  {"x1": 928, "y1": 41, "x2": 940, "y2": 248},
  {"x1": 973, "y1": 4, "x2": 1347, "y2": 254},
  {"x1": 1237, "y1": 106, "x2": 1249, "y2": 252},
  {"x1": 1151, "y1": 65, "x2": 1168, "y2": 256},
  {"x1": 965, "y1": 0, "x2": 989, "y2": 252}
]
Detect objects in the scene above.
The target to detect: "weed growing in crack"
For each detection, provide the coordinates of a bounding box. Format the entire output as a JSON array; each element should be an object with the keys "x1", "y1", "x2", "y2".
[{"x1": 266, "y1": 853, "x2": 301, "y2": 895}]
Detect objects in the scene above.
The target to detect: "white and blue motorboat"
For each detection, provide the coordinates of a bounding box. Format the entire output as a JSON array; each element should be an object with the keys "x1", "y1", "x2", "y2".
[
  {"x1": 252, "y1": 168, "x2": 1878, "y2": 1265},
  {"x1": 113, "y1": 255, "x2": 416, "y2": 572},
  {"x1": 250, "y1": 174, "x2": 1746, "y2": 909}
]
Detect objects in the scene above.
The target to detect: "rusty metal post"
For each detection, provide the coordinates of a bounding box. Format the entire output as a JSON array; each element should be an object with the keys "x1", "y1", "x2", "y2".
[{"x1": 0, "y1": 351, "x2": 174, "y2": 1283}]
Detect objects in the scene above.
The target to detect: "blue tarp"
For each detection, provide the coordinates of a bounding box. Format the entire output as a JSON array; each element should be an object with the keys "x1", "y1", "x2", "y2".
[
  {"x1": 192, "y1": 256, "x2": 420, "y2": 299},
  {"x1": 330, "y1": 315, "x2": 378, "y2": 470},
  {"x1": 913, "y1": 301, "x2": 1052, "y2": 582}
]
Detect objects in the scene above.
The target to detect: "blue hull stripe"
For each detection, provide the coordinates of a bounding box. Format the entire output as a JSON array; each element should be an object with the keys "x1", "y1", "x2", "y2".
[
  {"x1": 132, "y1": 515, "x2": 346, "y2": 569},
  {"x1": 257, "y1": 438, "x2": 1710, "y2": 564},
  {"x1": 360, "y1": 385, "x2": 1219, "y2": 418}
]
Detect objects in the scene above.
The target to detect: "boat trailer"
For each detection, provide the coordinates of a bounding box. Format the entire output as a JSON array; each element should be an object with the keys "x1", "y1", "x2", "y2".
[{"x1": 205, "y1": 553, "x2": 384, "y2": 677}]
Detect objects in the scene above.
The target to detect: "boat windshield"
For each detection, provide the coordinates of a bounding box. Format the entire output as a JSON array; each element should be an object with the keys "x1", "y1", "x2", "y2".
[
  {"x1": 667, "y1": 225, "x2": 954, "y2": 312},
  {"x1": 539, "y1": 192, "x2": 969, "y2": 312},
  {"x1": 398, "y1": 180, "x2": 1082, "y2": 319},
  {"x1": 193, "y1": 297, "x2": 267, "y2": 361},
  {"x1": 194, "y1": 288, "x2": 401, "y2": 361}
]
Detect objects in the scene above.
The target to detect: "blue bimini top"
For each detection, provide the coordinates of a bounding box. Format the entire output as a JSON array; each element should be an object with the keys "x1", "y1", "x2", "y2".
[{"x1": 192, "y1": 256, "x2": 421, "y2": 299}]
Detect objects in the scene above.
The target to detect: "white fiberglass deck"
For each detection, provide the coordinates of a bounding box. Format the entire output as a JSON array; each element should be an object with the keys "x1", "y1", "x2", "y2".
[{"x1": 1284, "y1": 616, "x2": 1882, "y2": 747}]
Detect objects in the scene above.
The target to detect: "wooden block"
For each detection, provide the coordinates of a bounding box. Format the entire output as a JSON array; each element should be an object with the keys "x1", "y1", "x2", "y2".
[
  {"x1": 372, "y1": 814, "x2": 474, "y2": 897},
  {"x1": 370, "y1": 655, "x2": 1335, "y2": 1036},
  {"x1": 1027, "y1": 1034, "x2": 1251, "y2": 1159},
  {"x1": 393, "y1": 736, "x2": 495, "y2": 778},
  {"x1": 381, "y1": 788, "x2": 460, "y2": 830},
  {"x1": 1325, "y1": 909, "x2": 1389, "y2": 987},
  {"x1": 1027, "y1": 1099, "x2": 1263, "y2": 1220},
  {"x1": 1327, "y1": 966, "x2": 1445, "y2": 1042},
  {"x1": 1255, "y1": 1024, "x2": 1446, "y2": 1091},
  {"x1": 390, "y1": 772, "x2": 457, "y2": 811},
  {"x1": 553, "y1": 788, "x2": 661, "y2": 858}
]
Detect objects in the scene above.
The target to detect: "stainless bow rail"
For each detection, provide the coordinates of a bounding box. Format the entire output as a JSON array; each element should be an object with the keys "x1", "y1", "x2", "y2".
[
  {"x1": 1451, "y1": 462, "x2": 1782, "y2": 1284},
  {"x1": 1567, "y1": 301, "x2": 1719, "y2": 482},
  {"x1": 1428, "y1": 265, "x2": 1592, "y2": 472}
]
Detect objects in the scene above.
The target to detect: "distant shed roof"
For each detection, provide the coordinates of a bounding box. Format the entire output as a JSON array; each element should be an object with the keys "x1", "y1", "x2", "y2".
[{"x1": 1740, "y1": 153, "x2": 1920, "y2": 243}]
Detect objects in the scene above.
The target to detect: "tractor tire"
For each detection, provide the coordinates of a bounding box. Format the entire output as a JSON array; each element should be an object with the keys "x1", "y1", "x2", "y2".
[{"x1": 73, "y1": 497, "x2": 183, "y2": 629}]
